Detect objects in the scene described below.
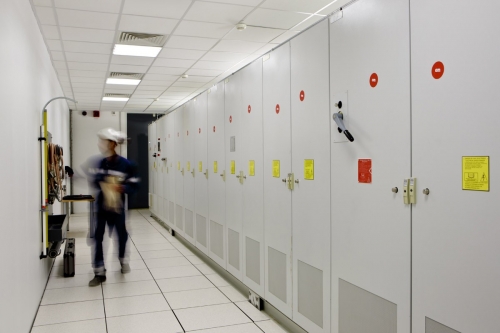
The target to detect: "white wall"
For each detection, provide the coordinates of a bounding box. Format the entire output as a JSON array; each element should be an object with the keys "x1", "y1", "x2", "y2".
[
  {"x1": 71, "y1": 111, "x2": 126, "y2": 213},
  {"x1": 0, "y1": 1, "x2": 70, "y2": 332}
]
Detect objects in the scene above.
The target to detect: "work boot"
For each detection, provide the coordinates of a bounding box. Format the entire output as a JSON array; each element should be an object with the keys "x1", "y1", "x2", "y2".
[
  {"x1": 89, "y1": 275, "x2": 106, "y2": 287},
  {"x1": 120, "y1": 261, "x2": 131, "y2": 274}
]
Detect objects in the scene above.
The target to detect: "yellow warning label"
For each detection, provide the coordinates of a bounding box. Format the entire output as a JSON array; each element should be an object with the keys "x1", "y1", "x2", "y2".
[
  {"x1": 462, "y1": 156, "x2": 489, "y2": 191},
  {"x1": 230, "y1": 160, "x2": 236, "y2": 175},
  {"x1": 199, "y1": 161, "x2": 203, "y2": 172},
  {"x1": 249, "y1": 160, "x2": 255, "y2": 176},
  {"x1": 214, "y1": 161, "x2": 218, "y2": 173},
  {"x1": 187, "y1": 161, "x2": 191, "y2": 171},
  {"x1": 304, "y1": 159, "x2": 314, "y2": 180},
  {"x1": 177, "y1": 161, "x2": 180, "y2": 170},
  {"x1": 273, "y1": 160, "x2": 280, "y2": 178}
]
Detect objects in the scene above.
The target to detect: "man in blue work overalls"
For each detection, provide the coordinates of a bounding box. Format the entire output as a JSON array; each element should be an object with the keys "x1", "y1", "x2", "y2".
[{"x1": 89, "y1": 128, "x2": 139, "y2": 287}]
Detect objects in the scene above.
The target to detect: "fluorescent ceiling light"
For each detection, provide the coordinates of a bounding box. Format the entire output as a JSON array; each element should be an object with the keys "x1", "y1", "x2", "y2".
[
  {"x1": 113, "y1": 44, "x2": 161, "y2": 57},
  {"x1": 106, "y1": 78, "x2": 141, "y2": 85},
  {"x1": 103, "y1": 97, "x2": 129, "y2": 102}
]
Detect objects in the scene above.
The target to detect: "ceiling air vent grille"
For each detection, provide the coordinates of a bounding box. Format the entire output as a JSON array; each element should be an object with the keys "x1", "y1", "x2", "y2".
[
  {"x1": 118, "y1": 32, "x2": 167, "y2": 47},
  {"x1": 104, "y1": 93, "x2": 131, "y2": 98},
  {"x1": 110, "y1": 72, "x2": 144, "y2": 80}
]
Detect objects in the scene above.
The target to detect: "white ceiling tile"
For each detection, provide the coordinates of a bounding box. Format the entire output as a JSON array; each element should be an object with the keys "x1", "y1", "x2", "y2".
[
  {"x1": 154, "y1": 58, "x2": 196, "y2": 68},
  {"x1": 51, "y1": 51, "x2": 65, "y2": 61},
  {"x1": 260, "y1": 0, "x2": 334, "y2": 13},
  {"x1": 109, "y1": 64, "x2": 149, "y2": 73},
  {"x1": 292, "y1": 14, "x2": 325, "y2": 31},
  {"x1": 201, "y1": 51, "x2": 248, "y2": 62},
  {"x1": 135, "y1": 86, "x2": 165, "y2": 92},
  {"x1": 56, "y1": 69, "x2": 68, "y2": 76},
  {"x1": 198, "y1": 0, "x2": 262, "y2": 5},
  {"x1": 111, "y1": 55, "x2": 154, "y2": 66},
  {"x1": 253, "y1": 43, "x2": 279, "y2": 56},
  {"x1": 186, "y1": 68, "x2": 221, "y2": 76},
  {"x1": 122, "y1": 0, "x2": 191, "y2": 19},
  {"x1": 65, "y1": 52, "x2": 109, "y2": 63},
  {"x1": 179, "y1": 76, "x2": 214, "y2": 83},
  {"x1": 67, "y1": 62, "x2": 108, "y2": 71},
  {"x1": 192, "y1": 60, "x2": 234, "y2": 70},
  {"x1": 144, "y1": 73, "x2": 178, "y2": 81},
  {"x1": 58, "y1": 76, "x2": 71, "y2": 82},
  {"x1": 46, "y1": 39, "x2": 62, "y2": 51},
  {"x1": 132, "y1": 93, "x2": 161, "y2": 98},
  {"x1": 158, "y1": 48, "x2": 205, "y2": 60},
  {"x1": 140, "y1": 80, "x2": 175, "y2": 87},
  {"x1": 72, "y1": 87, "x2": 103, "y2": 93},
  {"x1": 148, "y1": 67, "x2": 187, "y2": 75},
  {"x1": 174, "y1": 21, "x2": 234, "y2": 39},
  {"x1": 53, "y1": 61, "x2": 67, "y2": 69},
  {"x1": 41, "y1": 25, "x2": 60, "y2": 39},
  {"x1": 171, "y1": 81, "x2": 205, "y2": 88},
  {"x1": 271, "y1": 30, "x2": 300, "y2": 44},
  {"x1": 63, "y1": 41, "x2": 112, "y2": 54},
  {"x1": 212, "y1": 40, "x2": 265, "y2": 53},
  {"x1": 60, "y1": 27, "x2": 115, "y2": 43},
  {"x1": 184, "y1": 2, "x2": 253, "y2": 24},
  {"x1": 35, "y1": 6, "x2": 57, "y2": 25},
  {"x1": 162, "y1": 91, "x2": 190, "y2": 97},
  {"x1": 70, "y1": 70, "x2": 106, "y2": 78},
  {"x1": 165, "y1": 36, "x2": 218, "y2": 51},
  {"x1": 71, "y1": 82, "x2": 104, "y2": 88},
  {"x1": 245, "y1": 8, "x2": 309, "y2": 29},
  {"x1": 54, "y1": 0, "x2": 122, "y2": 13},
  {"x1": 33, "y1": 0, "x2": 52, "y2": 7},
  {"x1": 56, "y1": 9, "x2": 118, "y2": 30},
  {"x1": 71, "y1": 77, "x2": 104, "y2": 83},
  {"x1": 318, "y1": 0, "x2": 352, "y2": 15},
  {"x1": 119, "y1": 15, "x2": 178, "y2": 35},
  {"x1": 128, "y1": 99, "x2": 154, "y2": 104},
  {"x1": 167, "y1": 86, "x2": 195, "y2": 92},
  {"x1": 224, "y1": 26, "x2": 285, "y2": 43}
]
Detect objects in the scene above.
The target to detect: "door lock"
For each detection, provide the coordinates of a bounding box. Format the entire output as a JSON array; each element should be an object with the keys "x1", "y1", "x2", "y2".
[
  {"x1": 403, "y1": 179, "x2": 409, "y2": 204},
  {"x1": 287, "y1": 173, "x2": 295, "y2": 190},
  {"x1": 409, "y1": 178, "x2": 416, "y2": 204},
  {"x1": 392, "y1": 187, "x2": 398, "y2": 193},
  {"x1": 423, "y1": 188, "x2": 430, "y2": 195}
]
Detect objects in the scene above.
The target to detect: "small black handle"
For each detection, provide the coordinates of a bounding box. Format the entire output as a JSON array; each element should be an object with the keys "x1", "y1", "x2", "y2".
[
  {"x1": 344, "y1": 130, "x2": 354, "y2": 142},
  {"x1": 153, "y1": 153, "x2": 157, "y2": 157}
]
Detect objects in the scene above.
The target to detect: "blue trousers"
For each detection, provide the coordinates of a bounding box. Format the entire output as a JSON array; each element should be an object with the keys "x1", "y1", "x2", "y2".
[{"x1": 93, "y1": 210, "x2": 128, "y2": 272}]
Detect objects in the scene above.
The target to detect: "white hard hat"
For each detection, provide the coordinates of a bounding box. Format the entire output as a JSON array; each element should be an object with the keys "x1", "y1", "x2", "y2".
[{"x1": 97, "y1": 128, "x2": 126, "y2": 144}]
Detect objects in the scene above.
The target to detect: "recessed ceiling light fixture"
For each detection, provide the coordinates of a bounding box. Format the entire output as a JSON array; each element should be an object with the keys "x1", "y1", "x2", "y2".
[
  {"x1": 236, "y1": 23, "x2": 247, "y2": 31},
  {"x1": 103, "y1": 97, "x2": 129, "y2": 102},
  {"x1": 113, "y1": 44, "x2": 161, "y2": 57},
  {"x1": 106, "y1": 78, "x2": 141, "y2": 85},
  {"x1": 181, "y1": 74, "x2": 189, "y2": 79}
]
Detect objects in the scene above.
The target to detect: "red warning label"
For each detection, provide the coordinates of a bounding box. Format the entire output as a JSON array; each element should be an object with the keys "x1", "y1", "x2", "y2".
[
  {"x1": 276, "y1": 104, "x2": 280, "y2": 114},
  {"x1": 370, "y1": 73, "x2": 378, "y2": 88},
  {"x1": 432, "y1": 61, "x2": 444, "y2": 79},
  {"x1": 358, "y1": 159, "x2": 372, "y2": 184},
  {"x1": 300, "y1": 90, "x2": 305, "y2": 101},
  {"x1": 229, "y1": 116, "x2": 232, "y2": 123},
  {"x1": 248, "y1": 105, "x2": 251, "y2": 113}
]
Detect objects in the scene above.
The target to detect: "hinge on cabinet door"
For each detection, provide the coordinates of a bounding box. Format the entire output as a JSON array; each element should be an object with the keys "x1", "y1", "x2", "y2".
[
  {"x1": 191, "y1": 169, "x2": 195, "y2": 177},
  {"x1": 287, "y1": 173, "x2": 294, "y2": 190},
  {"x1": 220, "y1": 170, "x2": 226, "y2": 182},
  {"x1": 204, "y1": 169, "x2": 208, "y2": 179}
]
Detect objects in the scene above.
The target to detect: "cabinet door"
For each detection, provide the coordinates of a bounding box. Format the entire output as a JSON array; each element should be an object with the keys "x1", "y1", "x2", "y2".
[
  {"x1": 166, "y1": 114, "x2": 176, "y2": 228},
  {"x1": 183, "y1": 102, "x2": 196, "y2": 244},
  {"x1": 411, "y1": 1, "x2": 500, "y2": 332},
  {"x1": 174, "y1": 110, "x2": 184, "y2": 236},
  {"x1": 195, "y1": 92, "x2": 209, "y2": 254}
]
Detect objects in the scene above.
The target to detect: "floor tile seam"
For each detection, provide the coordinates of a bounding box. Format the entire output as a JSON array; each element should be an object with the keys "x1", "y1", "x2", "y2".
[
  {"x1": 159, "y1": 286, "x2": 215, "y2": 293},
  {"x1": 145, "y1": 263, "x2": 196, "y2": 270},
  {"x1": 101, "y1": 282, "x2": 109, "y2": 333},
  {"x1": 168, "y1": 299, "x2": 234, "y2": 311},
  {"x1": 45, "y1": 278, "x2": 154, "y2": 290},
  {"x1": 186, "y1": 322, "x2": 264, "y2": 333},
  {"x1": 33, "y1": 317, "x2": 106, "y2": 328},
  {"x1": 103, "y1": 291, "x2": 162, "y2": 300},
  {"x1": 105, "y1": 309, "x2": 173, "y2": 319},
  {"x1": 128, "y1": 226, "x2": 187, "y2": 333},
  {"x1": 40, "y1": 297, "x2": 103, "y2": 306}
]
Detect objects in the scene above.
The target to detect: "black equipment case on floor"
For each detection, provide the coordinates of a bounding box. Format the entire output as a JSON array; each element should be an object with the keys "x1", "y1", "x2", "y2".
[{"x1": 63, "y1": 238, "x2": 75, "y2": 277}]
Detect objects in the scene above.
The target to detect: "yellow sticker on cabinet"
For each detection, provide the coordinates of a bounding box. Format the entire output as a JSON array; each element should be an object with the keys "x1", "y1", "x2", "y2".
[
  {"x1": 230, "y1": 160, "x2": 236, "y2": 174},
  {"x1": 214, "y1": 161, "x2": 218, "y2": 173},
  {"x1": 272, "y1": 160, "x2": 280, "y2": 178},
  {"x1": 177, "y1": 161, "x2": 180, "y2": 170},
  {"x1": 249, "y1": 160, "x2": 255, "y2": 176},
  {"x1": 462, "y1": 156, "x2": 489, "y2": 191},
  {"x1": 199, "y1": 161, "x2": 203, "y2": 172},
  {"x1": 304, "y1": 159, "x2": 314, "y2": 180},
  {"x1": 187, "y1": 161, "x2": 191, "y2": 171}
]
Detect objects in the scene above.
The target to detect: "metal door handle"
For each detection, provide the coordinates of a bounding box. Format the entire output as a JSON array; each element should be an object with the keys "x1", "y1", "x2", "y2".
[
  {"x1": 243, "y1": 176, "x2": 247, "y2": 179},
  {"x1": 295, "y1": 179, "x2": 299, "y2": 184},
  {"x1": 392, "y1": 187, "x2": 398, "y2": 193},
  {"x1": 423, "y1": 188, "x2": 430, "y2": 195},
  {"x1": 282, "y1": 179, "x2": 287, "y2": 183},
  {"x1": 220, "y1": 174, "x2": 224, "y2": 177},
  {"x1": 236, "y1": 175, "x2": 241, "y2": 178}
]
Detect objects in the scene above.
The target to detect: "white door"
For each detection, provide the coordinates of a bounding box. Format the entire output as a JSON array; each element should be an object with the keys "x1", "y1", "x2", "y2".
[
  {"x1": 166, "y1": 113, "x2": 175, "y2": 228},
  {"x1": 183, "y1": 102, "x2": 196, "y2": 244},
  {"x1": 160, "y1": 116, "x2": 169, "y2": 221},
  {"x1": 194, "y1": 92, "x2": 209, "y2": 254},
  {"x1": 290, "y1": 20, "x2": 331, "y2": 333},
  {"x1": 224, "y1": 73, "x2": 244, "y2": 280},
  {"x1": 174, "y1": 110, "x2": 184, "y2": 235},
  {"x1": 156, "y1": 117, "x2": 164, "y2": 220},
  {"x1": 240, "y1": 60, "x2": 265, "y2": 296},
  {"x1": 148, "y1": 122, "x2": 157, "y2": 213},
  {"x1": 411, "y1": 1, "x2": 500, "y2": 332},
  {"x1": 263, "y1": 42, "x2": 293, "y2": 317},
  {"x1": 330, "y1": 1, "x2": 411, "y2": 332},
  {"x1": 208, "y1": 82, "x2": 227, "y2": 269}
]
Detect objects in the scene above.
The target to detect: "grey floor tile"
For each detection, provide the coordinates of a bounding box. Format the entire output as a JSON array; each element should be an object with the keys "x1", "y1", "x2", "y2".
[
  {"x1": 164, "y1": 287, "x2": 231, "y2": 309},
  {"x1": 106, "y1": 311, "x2": 183, "y2": 333},
  {"x1": 186, "y1": 323, "x2": 264, "y2": 333},
  {"x1": 205, "y1": 274, "x2": 230, "y2": 287},
  {"x1": 218, "y1": 285, "x2": 248, "y2": 302},
  {"x1": 31, "y1": 318, "x2": 106, "y2": 333},
  {"x1": 103, "y1": 280, "x2": 161, "y2": 299},
  {"x1": 157, "y1": 275, "x2": 214, "y2": 293},
  {"x1": 34, "y1": 300, "x2": 104, "y2": 326},
  {"x1": 175, "y1": 303, "x2": 251, "y2": 331},
  {"x1": 41, "y1": 285, "x2": 102, "y2": 305},
  {"x1": 149, "y1": 265, "x2": 202, "y2": 280},
  {"x1": 235, "y1": 301, "x2": 271, "y2": 322},
  {"x1": 256, "y1": 320, "x2": 290, "y2": 333},
  {"x1": 105, "y1": 294, "x2": 170, "y2": 317}
]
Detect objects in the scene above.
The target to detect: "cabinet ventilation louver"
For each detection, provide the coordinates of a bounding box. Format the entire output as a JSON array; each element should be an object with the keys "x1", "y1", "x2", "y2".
[
  {"x1": 109, "y1": 72, "x2": 144, "y2": 80},
  {"x1": 117, "y1": 32, "x2": 167, "y2": 47},
  {"x1": 104, "y1": 93, "x2": 131, "y2": 98}
]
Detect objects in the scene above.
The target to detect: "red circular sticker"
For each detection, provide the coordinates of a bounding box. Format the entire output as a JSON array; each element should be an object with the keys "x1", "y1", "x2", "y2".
[
  {"x1": 158, "y1": 138, "x2": 160, "y2": 141},
  {"x1": 248, "y1": 105, "x2": 251, "y2": 113},
  {"x1": 229, "y1": 115, "x2": 232, "y2": 123},
  {"x1": 198, "y1": 128, "x2": 201, "y2": 134},
  {"x1": 300, "y1": 90, "x2": 305, "y2": 101},
  {"x1": 213, "y1": 126, "x2": 216, "y2": 132},
  {"x1": 370, "y1": 73, "x2": 378, "y2": 88},
  {"x1": 276, "y1": 104, "x2": 280, "y2": 114},
  {"x1": 432, "y1": 61, "x2": 444, "y2": 79}
]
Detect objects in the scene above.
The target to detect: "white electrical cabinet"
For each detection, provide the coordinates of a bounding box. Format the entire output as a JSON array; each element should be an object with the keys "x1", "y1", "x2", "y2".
[
  {"x1": 174, "y1": 110, "x2": 184, "y2": 236},
  {"x1": 207, "y1": 82, "x2": 227, "y2": 269},
  {"x1": 194, "y1": 92, "x2": 209, "y2": 254},
  {"x1": 148, "y1": 122, "x2": 157, "y2": 214},
  {"x1": 224, "y1": 72, "x2": 244, "y2": 281},
  {"x1": 183, "y1": 102, "x2": 196, "y2": 244},
  {"x1": 411, "y1": 1, "x2": 500, "y2": 332},
  {"x1": 330, "y1": 1, "x2": 411, "y2": 332},
  {"x1": 240, "y1": 60, "x2": 265, "y2": 296},
  {"x1": 166, "y1": 113, "x2": 176, "y2": 228},
  {"x1": 263, "y1": 42, "x2": 293, "y2": 317},
  {"x1": 156, "y1": 117, "x2": 164, "y2": 221},
  {"x1": 290, "y1": 20, "x2": 331, "y2": 333},
  {"x1": 159, "y1": 116, "x2": 168, "y2": 222}
]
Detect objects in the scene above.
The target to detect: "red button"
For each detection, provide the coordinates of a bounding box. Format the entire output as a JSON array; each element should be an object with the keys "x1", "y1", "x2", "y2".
[
  {"x1": 213, "y1": 126, "x2": 216, "y2": 132},
  {"x1": 370, "y1": 73, "x2": 378, "y2": 88},
  {"x1": 432, "y1": 61, "x2": 444, "y2": 79},
  {"x1": 276, "y1": 104, "x2": 280, "y2": 114},
  {"x1": 248, "y1": 105, "x2": 251, "y2": 113},
  {"x1": 229, "y1": 116, "x2": 232, "y2": 123},
  {"x1": 199, "y1": 128, "x2": 201, "y2": 134},
  {"x1": 300, "y1": 90, "x2": 305, "y2": 101}
]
